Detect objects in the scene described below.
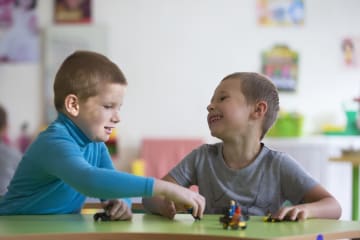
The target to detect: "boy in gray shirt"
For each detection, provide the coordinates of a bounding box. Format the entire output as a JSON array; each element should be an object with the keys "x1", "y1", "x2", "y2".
[{"x1": 143, "y1": 72, "x2": 341, "y2": 221}]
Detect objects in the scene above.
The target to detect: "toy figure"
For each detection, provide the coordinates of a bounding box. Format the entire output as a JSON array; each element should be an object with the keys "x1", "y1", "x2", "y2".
[{"x1": 219, "y1": 201, "x2": 247, "y2": 230}]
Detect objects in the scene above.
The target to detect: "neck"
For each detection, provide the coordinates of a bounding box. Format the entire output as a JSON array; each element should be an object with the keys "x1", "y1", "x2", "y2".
[{"x1": 222, "y1": 137, "x2": 261, "y2": 169}]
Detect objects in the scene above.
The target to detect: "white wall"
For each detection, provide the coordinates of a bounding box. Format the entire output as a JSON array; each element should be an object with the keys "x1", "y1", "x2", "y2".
[{"x1": 1, "y1": 0, "x2": 360, "y2": 171}]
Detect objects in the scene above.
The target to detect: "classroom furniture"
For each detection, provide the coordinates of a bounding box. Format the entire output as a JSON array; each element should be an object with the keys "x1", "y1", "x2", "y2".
[
  {"x1": 330, "y1": 150, "x2": 360, "y2": 221},
  {"x1": 0, "y1": 213, "x2": 359, "y2": 240},
  {"x1": 140, "y1": 138, "x2": 203, "y2": 178}
]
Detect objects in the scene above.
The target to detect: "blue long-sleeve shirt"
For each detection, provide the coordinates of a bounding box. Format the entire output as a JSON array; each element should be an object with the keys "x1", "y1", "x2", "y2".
[{"x1": 0, "y1": 113, "x2": 154, "y2": 215}]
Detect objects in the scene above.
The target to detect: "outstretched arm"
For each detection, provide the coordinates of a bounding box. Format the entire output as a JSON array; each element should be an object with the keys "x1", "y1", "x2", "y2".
[{"x1": 272, "y1": 184, "x2": 342, "y2": 220}]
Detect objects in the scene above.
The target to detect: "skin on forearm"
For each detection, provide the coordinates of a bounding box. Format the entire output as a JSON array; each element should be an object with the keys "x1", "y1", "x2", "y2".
[
  {"x1": 297, "y1": 197, "x2": 342, "y2": 219},
  {"x1": 301, "y1": 185, "x2": 342, "y2": 219},
  {"x1": 275, "y1": 185, "x2": 342, "y2": 220},
  {"x1": 143, "y1": 175, "x2": 180, "y2": 213}
]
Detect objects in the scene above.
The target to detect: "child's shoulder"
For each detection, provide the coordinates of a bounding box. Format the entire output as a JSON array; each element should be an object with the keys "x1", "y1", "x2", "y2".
[
  {"x1": 261, "y1": 144, "x2": 295, "y2": 163},
  {"x1": 198, "y1": 142, "x2": 222, "y2": 154}
]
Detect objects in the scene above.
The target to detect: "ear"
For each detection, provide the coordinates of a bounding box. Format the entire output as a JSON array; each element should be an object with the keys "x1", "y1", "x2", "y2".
[
  {"x1": 250, "y1": 100, "x2": 267, "y2": 119},
  {"x1": 64, "y1": 94, "x2": 80, "y2": 117}
]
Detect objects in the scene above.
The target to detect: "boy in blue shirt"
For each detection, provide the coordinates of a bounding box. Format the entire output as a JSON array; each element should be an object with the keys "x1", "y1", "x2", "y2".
[
  {"x1": 143, "y1": 72, "x2": 341, "y2": 221},
  {"x1": 0, "y1": 51, "x2": 205, "y2": 220}
]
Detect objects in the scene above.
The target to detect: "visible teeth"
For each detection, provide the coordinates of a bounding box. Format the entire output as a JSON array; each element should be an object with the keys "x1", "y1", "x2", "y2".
[{"x1": 210, "y1": 116, "x2": 221, "y2": 123}]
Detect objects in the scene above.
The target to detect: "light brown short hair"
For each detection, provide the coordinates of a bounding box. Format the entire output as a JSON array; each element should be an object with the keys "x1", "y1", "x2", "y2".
[
  {"x1": 222, "y1": 72, "x2": 280, "y2": 139},
  {"x1": 53, "y1": 50, "x2": 127, "y2": 112}
]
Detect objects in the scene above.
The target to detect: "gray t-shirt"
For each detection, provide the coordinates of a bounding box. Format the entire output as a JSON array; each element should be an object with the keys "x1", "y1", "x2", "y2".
[
  {"x1": 0, "y1": 142, "x2": 22, "y2": 196},
  {"x1": 169, "y1": 142, "x2": 318, "y2": 215}
]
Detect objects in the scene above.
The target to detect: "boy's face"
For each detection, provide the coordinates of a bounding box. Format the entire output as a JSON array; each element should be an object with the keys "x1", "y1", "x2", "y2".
[
  {"x1": 74, "y1": 83, "x2": 126, "y2": 142},
  {"x1": 207, "y1": 78, "x2": 253, "y2": 140}
]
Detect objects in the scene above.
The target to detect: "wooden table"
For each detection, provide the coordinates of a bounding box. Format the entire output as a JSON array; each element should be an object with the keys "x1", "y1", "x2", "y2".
[
  {"x1": 330, "y1": 150, "x2": 360, "y2": 220},
  {"x1": 0, "y1": 213, "x2": 359, "y2": 240}
]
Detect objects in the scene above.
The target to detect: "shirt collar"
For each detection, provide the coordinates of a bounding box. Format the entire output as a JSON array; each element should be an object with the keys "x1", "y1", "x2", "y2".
[{"x1": 57, "y1": 112, "x2": 91, "y2": 148}]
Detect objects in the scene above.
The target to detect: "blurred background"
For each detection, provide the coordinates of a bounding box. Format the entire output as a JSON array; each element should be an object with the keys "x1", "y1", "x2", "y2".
[{"x1": 1, "y1": 0, "x2": 360, "y2": 220}]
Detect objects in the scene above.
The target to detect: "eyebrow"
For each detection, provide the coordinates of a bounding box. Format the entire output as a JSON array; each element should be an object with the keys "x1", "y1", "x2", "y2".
[
  {"x1": 215, "y1": 90, "x2": 229, "y2": 96},
  {"x1": 210, "y1": 90, "x2": 228, "y2": 102}
]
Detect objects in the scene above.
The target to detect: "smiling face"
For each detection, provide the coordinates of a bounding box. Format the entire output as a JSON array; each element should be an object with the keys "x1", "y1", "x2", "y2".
[
  {"x1": 207, "y1": 78, "x2": 252, "y2": 140},
  {"x1": 72, "y1": 83, "x2": 126, "y2": 142}
]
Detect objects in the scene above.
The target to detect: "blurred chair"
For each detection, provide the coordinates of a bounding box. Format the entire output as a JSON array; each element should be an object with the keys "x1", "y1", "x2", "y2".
[{"x1": 140, "y1": 138, "x2": 203, "y2": 179}]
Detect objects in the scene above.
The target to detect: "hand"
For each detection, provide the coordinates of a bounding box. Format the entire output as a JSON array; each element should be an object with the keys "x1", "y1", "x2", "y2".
[
  {"x1": 159, "y1": 199, "x2": 177, "y2": 219},
  {"x1": 153, "y1": 179, "x2": 205, "y2": 219},
  {"x1": 272, "y1": 205, "x2": 308, "y2": 221},
  {"x1": 102, "y1": 199, "x2": 132, "y2": 221}
]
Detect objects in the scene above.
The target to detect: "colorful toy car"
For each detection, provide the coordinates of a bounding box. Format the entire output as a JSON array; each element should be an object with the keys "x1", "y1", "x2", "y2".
[{"x1": 219, "y1": 200, "x2": 247, "y2": 230}]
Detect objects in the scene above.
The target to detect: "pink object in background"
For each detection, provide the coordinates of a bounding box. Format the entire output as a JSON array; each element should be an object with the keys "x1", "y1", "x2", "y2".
[
  {"x1": 17, "y1": 122, "x2": 32, "y2": 153},
  {"x1": 0, "y1": 134, "x2": 10, "y2": 145},
  {"x1": 141, "y1": 138, "x2": 203, "y2": 179}
]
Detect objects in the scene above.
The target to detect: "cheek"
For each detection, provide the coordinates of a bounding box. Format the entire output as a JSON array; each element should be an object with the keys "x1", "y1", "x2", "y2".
[
  {"x1": 88, "y1": 111, "x2": 106, "y2": 125},
  {"x1": 227, "y1": 108, "x2": 248, "y2": 124}
]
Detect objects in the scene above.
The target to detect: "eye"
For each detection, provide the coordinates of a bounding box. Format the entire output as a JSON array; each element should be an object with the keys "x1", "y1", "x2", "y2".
[
  {"x1": 103, "y1": 104, "x2": 113, "y2": 109},
  {"x1": 219, "y1": 96, "x2": 228, "y2": 101}
]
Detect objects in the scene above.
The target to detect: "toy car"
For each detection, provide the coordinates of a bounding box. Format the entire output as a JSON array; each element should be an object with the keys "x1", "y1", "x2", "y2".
[
  {"x1": 93, "y1": 211, "x2": 111, "y2": 221},
  {"x1": 219, "y1": 200, "x2": 247, "y2": 230},
  {"x1": 93, "y1": 203, "x2": 112, "y2": 221},
  {"x1": 263, "y1": 212, "x2": 298, "y2": 222}
]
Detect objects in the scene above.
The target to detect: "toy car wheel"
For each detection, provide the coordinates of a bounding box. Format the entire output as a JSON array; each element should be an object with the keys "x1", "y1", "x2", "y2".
[
  {"x1": 222, "y1": 223, "x2": 229, "y2": 229},
  {"x1": 93, "y1": 212, "x2": 110, "y2": 221},
  {"x1": 231, "y1": 225, "x2": 239, "y2": 230}
]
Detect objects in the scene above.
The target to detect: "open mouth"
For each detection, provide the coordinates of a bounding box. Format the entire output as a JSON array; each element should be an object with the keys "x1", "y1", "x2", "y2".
[
  {"x1": 104, "y1": 127, "x2": 113, "y2": 135},
  {"x1": 208, "y1": 115, "x2": 222, "y2": 125}
]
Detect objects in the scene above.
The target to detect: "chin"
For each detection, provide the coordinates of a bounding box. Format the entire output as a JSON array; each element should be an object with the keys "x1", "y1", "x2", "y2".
[
  {"x1": 210, "y1": 131, "x2": 219, "y2": 138},
  {"x1": 93, "y1": 136, "x2": 109, "y2": 142}
]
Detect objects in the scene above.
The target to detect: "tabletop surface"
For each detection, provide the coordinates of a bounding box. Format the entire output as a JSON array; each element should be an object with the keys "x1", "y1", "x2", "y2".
[{"x1": 0, "y1": 213, "x2": 360, "y2": 240}]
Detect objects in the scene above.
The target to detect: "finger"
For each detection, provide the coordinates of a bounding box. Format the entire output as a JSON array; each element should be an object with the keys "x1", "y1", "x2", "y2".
[
  {"x1": 273, "y1": 207, "x2": 288, "y2": 220},
  {"x1": 191, "y1": 195, "x2": 205, "y2": 219},
  {"x1": 297, "y1": 210, "x2": 306, "y2": 221},
  {"x1": 165, "y1": 205, "x2": 176, "y2": 219},
  {"x1": 198, "y1": 195, "x2": 205, "y2": 218},
  {"x1": 193, "y1": 196, "x2": 204, "y2": 219},
  {"x1": 116, "y1": 207, "x2": 132, "y2": 220},
  {"x1": 190, "y1": 202, "x2": 198, "y2": 219},
  {"x1": 287, "y1": 207, "x2": 300, "y2": 221},
  {"x1": 108, "y1": 200, "x2": 122, "y2": 216},
  {"x1": 112, "y1": 203, "x2": 132, "y2": 220},
  {"x1": 101, "y1": 200, "x2": 110, "y2": 209}
]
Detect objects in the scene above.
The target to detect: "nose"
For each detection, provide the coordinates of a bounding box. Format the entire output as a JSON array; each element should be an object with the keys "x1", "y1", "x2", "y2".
[
  {"x1": 207, "y1": 103, "x2": 214, "y2": 112},
  {"x1": 112, "y1": 110, "x2": 121, "y2": 124}
]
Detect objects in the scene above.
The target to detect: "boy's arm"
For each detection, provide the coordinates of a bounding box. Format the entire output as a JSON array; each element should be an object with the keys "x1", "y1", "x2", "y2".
[
  {"x1": 99, "y1": 144, "x2": 132, "y2": 209},
  {"x1": 142, "y1": 174, "x2": 180, "y2": 219},
  {"x1": 273, "y1": 184, "x2": 342, "y2": 220}
]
